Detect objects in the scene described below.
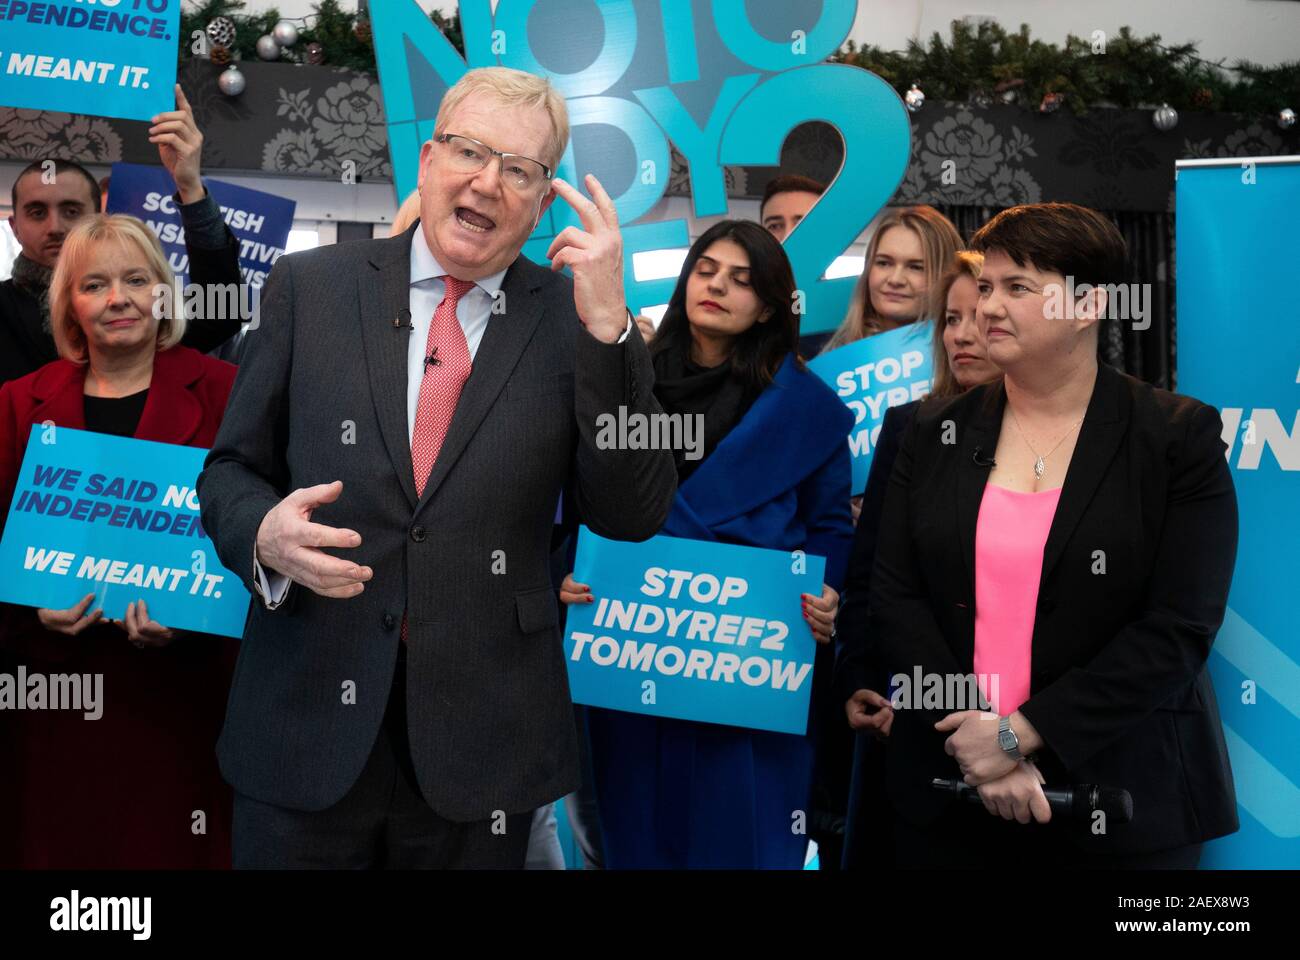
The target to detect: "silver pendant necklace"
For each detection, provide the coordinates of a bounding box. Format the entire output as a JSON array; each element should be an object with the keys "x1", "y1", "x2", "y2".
[{"x1": 1008, "y1": 405, "x2": 1085, "y2": 480}]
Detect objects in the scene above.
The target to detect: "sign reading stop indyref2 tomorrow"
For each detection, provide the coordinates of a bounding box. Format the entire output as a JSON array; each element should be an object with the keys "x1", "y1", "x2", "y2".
[
  {"x1": 371, "y1": 0, "x2": 911, "y2": 333},
  {"x1": 0, "y1": 0, "x2": 179, "y2": 121},
  {"x1": 564, "y1": 527, "x2": 825, "y2": 736}
]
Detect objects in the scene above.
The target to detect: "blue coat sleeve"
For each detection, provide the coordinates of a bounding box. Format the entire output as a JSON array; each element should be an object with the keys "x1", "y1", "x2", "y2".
[{"x1": 796, "y1": 440, "x2": 854, "y2": 593}]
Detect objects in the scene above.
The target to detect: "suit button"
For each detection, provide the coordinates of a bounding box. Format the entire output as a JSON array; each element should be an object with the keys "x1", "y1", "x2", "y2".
[
  {"x1": 410, "y1": 525, "x2": 426, "y2": 543},
  {"x1": 382, "y1": 612, "x2": 395, "y2": 631}
]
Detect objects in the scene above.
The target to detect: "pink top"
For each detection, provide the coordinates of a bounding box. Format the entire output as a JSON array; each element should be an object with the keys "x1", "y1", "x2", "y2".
[{"x1": 973, "y1": 483, "x2": 1062, "y2": 715}]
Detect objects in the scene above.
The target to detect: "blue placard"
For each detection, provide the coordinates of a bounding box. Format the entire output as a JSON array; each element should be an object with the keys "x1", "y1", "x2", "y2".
[
  {"x1": 0, "y1": 425, "x2": 250, "y2": 638},
  {"x1": 0, "y1": 0, "x2": 179, "y2": 121},
  {"x1": 106, "y1": 161, "x2": 296, "y2": 292},
  {"x1": 805, "y1": 321, "x2": 934, "y2": 494},
  {"x1": 564, "y1": 526, "x2": 825, "y2": 735},
  {"x1": 1177, "y1": 158, "x2": 1300, "y2": 868}
]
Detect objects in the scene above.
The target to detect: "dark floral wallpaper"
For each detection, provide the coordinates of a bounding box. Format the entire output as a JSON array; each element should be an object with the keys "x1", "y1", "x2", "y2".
[{"x1": 3, "y1": 61, "x2": 1295, "y2": 214}]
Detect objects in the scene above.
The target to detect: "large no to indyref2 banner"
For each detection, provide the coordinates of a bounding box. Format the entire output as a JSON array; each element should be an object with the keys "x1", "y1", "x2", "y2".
[{"x1": 371, "y1": 0, "x2": 910, "y2": 332}]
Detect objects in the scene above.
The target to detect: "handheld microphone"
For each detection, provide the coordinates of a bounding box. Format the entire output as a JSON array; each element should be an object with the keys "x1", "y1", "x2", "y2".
[
  {"x1": 393, "y1": 307, "x2": 412, "y2": 330},
  {"x1": 932, "y1": 778, "x2": 1133, "y2": 824},
  {"x1": 972, "y1": 446, "x2": 997, "y2": 468}
]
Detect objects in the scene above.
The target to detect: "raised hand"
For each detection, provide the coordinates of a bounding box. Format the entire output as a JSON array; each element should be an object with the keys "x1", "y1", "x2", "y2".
[
  {"x1": 254, "y1": 480, "x2": 373, "y2": 599},
  {"x1": 150, "y1": 84, "x2": 205, "y2": 204},
  {"x1": 545, "y1": 174, "x2": 627, "y2": 344}
]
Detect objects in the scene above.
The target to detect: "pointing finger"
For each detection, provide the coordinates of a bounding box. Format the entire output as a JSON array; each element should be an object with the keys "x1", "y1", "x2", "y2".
[
  {"x1": 584, "y1": 174, "x2": 619, "y2": 229},
  {"x1": 550, "y1": 178, "x2": 601, "y2": 233}
]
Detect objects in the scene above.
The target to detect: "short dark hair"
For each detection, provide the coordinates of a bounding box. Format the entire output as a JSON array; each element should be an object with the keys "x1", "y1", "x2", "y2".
[
  {"x1": 760, "y1": 174, "x2": 826, "y2": 217},
  {"x1": 11, "y1": 159, "x2": 101, "y2": 212},
  {"x1": 651, "y1": 219, "x2": 800, "y2": 392},
  {"x1": 969, "y1": 202, "x2": 1127, "y2": 289}
]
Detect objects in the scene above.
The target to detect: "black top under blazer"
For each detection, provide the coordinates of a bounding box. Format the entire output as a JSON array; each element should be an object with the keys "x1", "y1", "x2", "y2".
[{"x1": 867, "y1": 362, "x2": 1239, "y2": 856}]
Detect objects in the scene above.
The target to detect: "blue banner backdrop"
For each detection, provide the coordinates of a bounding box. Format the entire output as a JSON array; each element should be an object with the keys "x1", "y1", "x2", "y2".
[
  {"x1": 1177, "y1": 156, "x2": 1300, "y2": 868},
  {"x1": 371, "y1": 0, "x2": 910, "y2": 332}
]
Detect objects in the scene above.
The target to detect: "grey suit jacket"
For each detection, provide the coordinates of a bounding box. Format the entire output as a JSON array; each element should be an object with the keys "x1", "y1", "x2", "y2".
[{"x1": 197, "y1": 223, "x2": 676, "y2": 819}]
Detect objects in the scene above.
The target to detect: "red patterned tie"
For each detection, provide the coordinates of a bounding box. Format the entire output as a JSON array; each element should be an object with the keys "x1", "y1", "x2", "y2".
[
  {"x1": 403, "y1": 275, "x2": 474, "y2": 645},
  {"x1": 411, "y1": 275, "x2": 475, "y2": 496}
]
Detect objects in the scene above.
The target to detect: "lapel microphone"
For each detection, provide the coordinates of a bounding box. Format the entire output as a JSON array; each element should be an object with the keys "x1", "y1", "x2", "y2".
[
  {"x1": 424, "y1": 347, "x2": 441, "y2": 368},
  {"x1": 972, "y1": 446, "x2": 997, "y2": 467},
  {"x1": 393, "y1": 307, "x2": 412, "y2": 330}
]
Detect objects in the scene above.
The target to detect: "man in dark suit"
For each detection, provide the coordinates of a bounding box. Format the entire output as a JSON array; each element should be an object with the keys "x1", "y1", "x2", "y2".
[
  {"x1": 1, "y1": 86, "x2": 243, "y2": 386},
  {"x1": 197, "y1": 66, "x2": 677, "y2": 868}
]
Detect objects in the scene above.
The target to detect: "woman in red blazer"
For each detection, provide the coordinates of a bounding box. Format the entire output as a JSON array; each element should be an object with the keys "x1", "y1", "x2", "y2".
[{"x1": 0, "y1": 214, "x2": 238, "y2": 868}]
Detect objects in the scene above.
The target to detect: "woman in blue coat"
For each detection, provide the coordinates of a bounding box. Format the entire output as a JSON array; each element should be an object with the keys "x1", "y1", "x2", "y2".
[{"x1": 560, "y1": 219, "x2": 854, "y2": 868}]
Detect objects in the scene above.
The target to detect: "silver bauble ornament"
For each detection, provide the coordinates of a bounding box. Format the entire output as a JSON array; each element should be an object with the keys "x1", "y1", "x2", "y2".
[
  {"x1": 272, "y1": 20, "x2": 299, "y2": 48},
  {"x1": 1279, "y1": 108, "x2": 1297, "y2": 130},
  {"x1": 1152, "y1": 103, "x2": 1179, "y2": 131},
  {"x1": 218, "y1": 64, "x2": 246, "y2": 97},
  {"x1": 206, "y1": 17, "x2": 236, "y2": 49},
  {"x1": 256, "y1": 35, "x2": 281, "y2": 60},
  {"x1": 904, "y1": 83, "x2": 925, "y2": 113}
]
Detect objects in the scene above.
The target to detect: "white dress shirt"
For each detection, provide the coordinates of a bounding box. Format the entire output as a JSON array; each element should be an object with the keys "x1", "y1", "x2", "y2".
[{"x1": 253, "y1": 225, "x2": 631, "y2": 609}]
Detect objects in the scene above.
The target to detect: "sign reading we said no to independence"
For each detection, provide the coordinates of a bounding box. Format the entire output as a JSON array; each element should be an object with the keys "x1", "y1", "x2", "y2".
[
  {"x1": 0, "y1": 0, "x2": 179, "y2": 121},
  {"x1": 0, "y1": 426, "x2": 249, "y2": 637},
  {"x1": 564, "y1": 527, "x2": 825, "y2": 736}
]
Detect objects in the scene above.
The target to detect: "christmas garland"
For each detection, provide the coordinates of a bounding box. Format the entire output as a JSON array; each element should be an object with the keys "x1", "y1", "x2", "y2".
[
  {"x1": 834, "y1": 21, "x2": 1298, "y2": 117},
  {"x1": 179, "y1": 5, "x2": 1296, "y2": 120}
]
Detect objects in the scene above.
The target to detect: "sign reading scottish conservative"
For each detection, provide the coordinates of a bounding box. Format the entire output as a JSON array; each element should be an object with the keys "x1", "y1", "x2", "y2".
[
  {"x1": 371, "y1": 0, "x2": 910, "y2": 332},
  {"x1": 807, "y1": 321, "x2": 933, "y2": 494},
  {"x1": 0, "y1": 426, "x2": 249, "y2": 638},
  {"x1": 107, "y1": 161, "x2": 296, "y2": 291},
  {"x1": 564, "y1": 527, "x2": 825, "y2": 735},
  {"x1": 0, "y1": 0, "x2": 179, "y2": 121},
  {"x1": 1177, "y1": 157, "x2": 1300, "y2": 869}
]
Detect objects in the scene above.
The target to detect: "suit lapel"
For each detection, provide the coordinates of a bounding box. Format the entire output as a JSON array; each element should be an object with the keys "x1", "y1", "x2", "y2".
[
  {"x1": 1039, "y1": 364, "x2": 1129, "y2": 582},
  {"x1": 956, "y1": 387, "x2": 1004, "y2": 598},
  {"x1": 414, "y1": 257, "x2": 544, "y2": 514},
  {"x1": 359, "y1": 227, "x2": 420, "y2": 510}
]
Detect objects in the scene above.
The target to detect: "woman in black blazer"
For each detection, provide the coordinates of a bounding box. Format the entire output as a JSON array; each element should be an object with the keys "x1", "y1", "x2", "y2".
[
  {"x1": 869, "y1": 203, "x2": 1238, "y2": 868},
  {"x1": 836, "y1": 252, "x2": 1002, "y2": 868}
]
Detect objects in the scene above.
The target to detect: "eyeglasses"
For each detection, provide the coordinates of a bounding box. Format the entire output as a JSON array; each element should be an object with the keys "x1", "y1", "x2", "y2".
[{"x1": 434, "y1": 133, "x2": 552, "y2": 192}]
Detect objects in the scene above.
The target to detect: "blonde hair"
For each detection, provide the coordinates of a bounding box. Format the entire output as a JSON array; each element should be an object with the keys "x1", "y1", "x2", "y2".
[
  {"x1": 50, "y1": 214, "x2": 184, "y2": 364},
  {"x1": 390, "y1": 188, "x2": 422, "y2": 236},
  {"x1": 822, "y1": 206, "x2": 962, "y2": 353},
  {"x1": 435, "y1": 67, "x2": 570, "y2": 170},
  {"x1": 929, "y1": 251, "x2": 988, "y2": 400}
]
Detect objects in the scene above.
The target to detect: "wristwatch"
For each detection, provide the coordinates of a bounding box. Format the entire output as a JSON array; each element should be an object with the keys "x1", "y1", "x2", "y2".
[{"x1": 998, "y1": 715, "x2": 1023, "y2": 761}]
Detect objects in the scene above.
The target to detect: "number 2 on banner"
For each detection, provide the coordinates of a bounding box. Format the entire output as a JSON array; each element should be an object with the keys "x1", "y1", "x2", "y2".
[{"x1": 719, "y1": 65, "x2": 912, "y2": 336}]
